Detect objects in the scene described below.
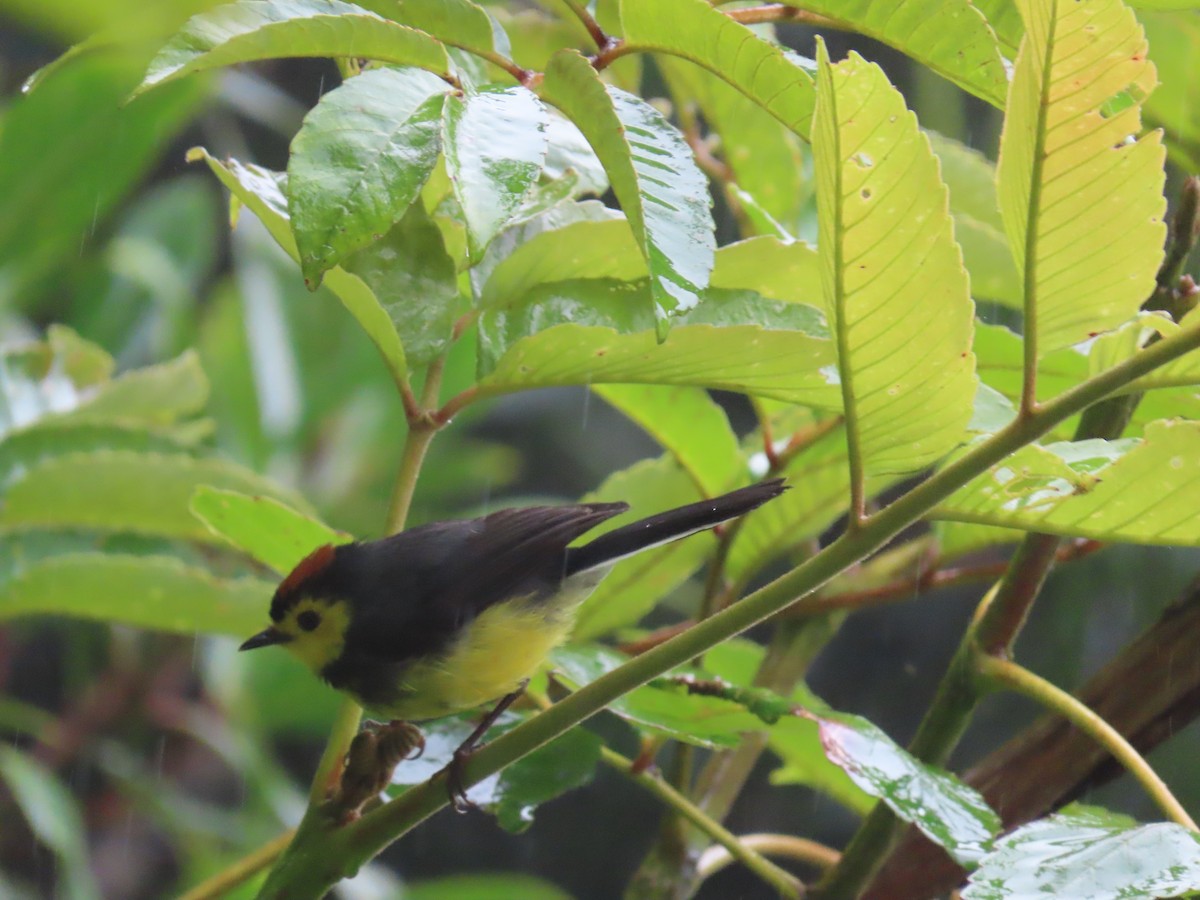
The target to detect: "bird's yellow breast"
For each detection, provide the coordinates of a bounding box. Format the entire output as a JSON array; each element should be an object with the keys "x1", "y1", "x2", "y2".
[{"x1": 372, "y1": 598, "x2": 575, "y2": 721}]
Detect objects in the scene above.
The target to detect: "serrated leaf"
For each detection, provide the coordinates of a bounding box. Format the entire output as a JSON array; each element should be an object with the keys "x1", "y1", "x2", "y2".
[
  {"x1": 0, "y1": 451, "x2": 311, "y2": 542},
  {"x1": 0, "y1": 747, "x2": 99, "y2": 900},
  {"x1": 768, "y1": 715, "x2": 875, "y2": 816},
  {"x1": 813, "y1": 710, "x2": 1001, "y2": 865},
  {"x1": 136, "y1": 0, "x2": 450, "y2": 96},
  {"x1": 594, "y1": 385, "x2": 744, "y2": 496},
  {"x1": 341, "y1": 199, "x2": 460, "y2": 364},
  {"x1": 540, "y1": 50, "x2": 715, "y2": 335},
  {"x1": 191, "y1": 486, "x2": 347, "y2": 573},
  {"x1": 927, "y1": 132, "x2": 1021, "y2": 308},
  {"x1": 934, "y1": 420, "x2": 1200, "y2": 544},
  {"x1": 0, "y1": 553, "x2": 271, "y2": 635},
  {"x1": 571, "y1": 455, "x2": 710, "y2": 640},
  {"x1": 965, "y1": 804, "x2": 1200, "y2": 899},
  {"x1": 996, "y1": 0, "x2": 1166, "y2": 354},
  {"x1": 0, "y1": 423, "x2": 193, "y2": 490},
  {"x1": 814, "y1": 47, "x2": 976, "y2": 475},
  {"x1": 1090, "y1": 307, "x2": 1200, "y2": 392},
  {"x1": 188, "y1": 148, "x2": 409, "y2": 389},
  {"x1": 64, "y1": 350, "x2": 210, "y2": 426},
  {"x1": 782, "y1": 0, "x2": 1008, "y2": 106},
  {"x1": 386, "y1": 715, "x2": 601, "y2": 832},
  {"x1": 444, "y1": 86, "x2": 549, "y2": 259},
  {"x1": 619, "y1": 0, "x2": 817, "y2": 138},
  {"x1": 541, "y1": 110, "x2": 608, "y2": 196},
  {"x1": 477, "y1": 280, "x2": 838, "y2": 405},
  {"x1": 288, "y1": 66, "x2": 447, "y2": 284},
  {"x1": 973, "y1": 0, "x2": 1025, "y2": 57}
]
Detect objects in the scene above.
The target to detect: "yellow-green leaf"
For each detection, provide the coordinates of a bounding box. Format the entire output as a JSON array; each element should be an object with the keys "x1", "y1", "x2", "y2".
[
  {"x1": 996, "y1": 0, "x2": 1166, "y2": 354},
  {"x1": 814, "y1": 46, "x2": 976, "y2": 476}
]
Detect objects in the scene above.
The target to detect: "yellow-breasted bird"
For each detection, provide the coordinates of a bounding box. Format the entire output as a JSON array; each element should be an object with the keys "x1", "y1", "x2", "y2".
[{"x1": 239, "y1": 478, "x2": 786, "y2": 806}]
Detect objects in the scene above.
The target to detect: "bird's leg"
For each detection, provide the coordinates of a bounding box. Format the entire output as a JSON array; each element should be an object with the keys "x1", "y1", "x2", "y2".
[
  {"x1": 328, "y1": 719, "x2": 425, "y2": 823},
  {"x1": 443, "y1": 680, "x2": 529, "y2": 813}
]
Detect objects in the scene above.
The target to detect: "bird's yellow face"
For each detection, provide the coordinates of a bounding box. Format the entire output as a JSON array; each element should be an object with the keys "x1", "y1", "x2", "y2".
[{"x1": 241, "y1": 595, "x2": 351, "y2": 674}]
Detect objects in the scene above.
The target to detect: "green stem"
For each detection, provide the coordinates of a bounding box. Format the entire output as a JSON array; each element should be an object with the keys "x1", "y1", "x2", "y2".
[
  {"x1": 977, "y1": 655, "x2": 1197, "y2": 830},
  {"x1": 697, "y1": 833, "x2": 839, "y2": 883},
  {"x1": 263, "y1": 318, "x2": 1200, "y2": 897},
  {"x1": 178, "y1": 830, "x2": 296, "y2": 900},
  {"x1": 600, "y1": 747, "x2": 803, "y2": 898},
  {"x1": 558, "y1": 0, "x2": 609, "y2": 49}
]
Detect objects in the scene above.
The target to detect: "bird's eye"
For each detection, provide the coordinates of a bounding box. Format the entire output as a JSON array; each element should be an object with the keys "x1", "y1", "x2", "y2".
[{"x1": 296, "y1": 610, "x2": 321, "y2": 632}]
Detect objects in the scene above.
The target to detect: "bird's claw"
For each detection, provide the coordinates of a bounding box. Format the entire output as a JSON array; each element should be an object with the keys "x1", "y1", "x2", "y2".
[
  {"x1": 444, "y1": 746, "x2": 478, "y2": 813},
  {"x1": 328, "y1": 719, "x2": 426, "y2": 822}
]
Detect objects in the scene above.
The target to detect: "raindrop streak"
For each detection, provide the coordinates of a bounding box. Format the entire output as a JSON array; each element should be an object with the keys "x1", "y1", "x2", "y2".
[{"x1": 580, "y1": 384, "x2": 592, "y2": 430}]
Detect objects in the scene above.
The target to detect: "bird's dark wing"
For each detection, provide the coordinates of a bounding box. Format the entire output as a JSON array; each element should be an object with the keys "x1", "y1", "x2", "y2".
[{"x1": 337, "y1": 503, "x2": 628, "y2": 665}]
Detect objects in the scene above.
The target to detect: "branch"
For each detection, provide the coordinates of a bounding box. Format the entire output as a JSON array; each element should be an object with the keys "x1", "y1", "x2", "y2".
[
  {"x1": 866, "y1": 576, "x2": 1200, "y2": 898},
  {"x1": 698, "y1": 833, "x2": 839, "y2": 883},
  {"x1": 558, "y1": 0, "x2": 610, "y2": 50},
  {"x1": 725, "y1": 5, "x2": 838, "y2": 27},
  {"x1": 273, "y1": 315, "x2": 1200, "y2": 896},
  {"x1": 976, "y1": 655, "x2": 1196, "y2": 829}
]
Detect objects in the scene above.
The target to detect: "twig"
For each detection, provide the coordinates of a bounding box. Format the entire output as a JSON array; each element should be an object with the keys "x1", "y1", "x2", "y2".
[
  {"x1": 177, "y1": 830, "x2": 296, "y2": 900},
  {"x1": 698, "y1": 833, "x2": 839, "y2": 882},
  {"x1": 559, "y1": 0, "x2": 610, "y2": 49},
  {"x1": 976, "y1": 655, "x2": 1196, "y2": 829},
  {"x1": 726, "y1": 4, "x2": 838, "y2": 28}
]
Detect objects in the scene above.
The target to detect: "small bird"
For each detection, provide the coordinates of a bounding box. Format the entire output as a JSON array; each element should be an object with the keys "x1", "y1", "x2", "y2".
[{"x1": 239, "y1": 478, "x2": 786, "y2": 807}]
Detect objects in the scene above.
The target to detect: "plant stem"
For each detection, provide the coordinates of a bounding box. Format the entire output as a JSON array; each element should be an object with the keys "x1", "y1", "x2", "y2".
[
  {"x1": 559, "y1": 0, "x2": 610, "y2": 49},
  {"x1": 697, "y1": 833, "x2": 840, "y2": 882},
  {"x1": 725, "y1": 4, "x2": 838, "y2": 27},
  {"x1": 178, "y1": 830, "x2": 296, "y2": 900},
  {"x1": 263, "y1": 317, "x2": 1200, "y2": 897},
  {"x1": 600, "y1": 747, "x2": 804, "y2": 898},
  {"x1": 976, "y1": 655, "x2": 1197, "y2": 830}
]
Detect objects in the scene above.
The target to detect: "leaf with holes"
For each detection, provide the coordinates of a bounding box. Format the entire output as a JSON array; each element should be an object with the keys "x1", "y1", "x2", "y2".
[
  {"x1": 996, "y1": 0, "x2": 1166, "y2": 354},
  {"x1": 539, "y1": 50, "x2": 714, "y2": 337},
  {"x1": 814, "y1": 46, "x2": 976, "y2": 476},
  {"x1": 933, "y1": 420, "x2": 1200, "y2": 545}
]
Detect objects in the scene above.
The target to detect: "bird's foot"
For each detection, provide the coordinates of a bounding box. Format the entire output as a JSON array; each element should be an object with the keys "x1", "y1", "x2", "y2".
[
  {"x1": 443, "y1": 744, "x2": 478, "y2": 814},
  {"x1": 328, "y1": 719, "x2": 425, "y2": 822}
]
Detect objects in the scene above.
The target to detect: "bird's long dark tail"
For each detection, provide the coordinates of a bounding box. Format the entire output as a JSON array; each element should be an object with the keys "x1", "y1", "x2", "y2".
[{"x1": 564, "y1": 478, "x2": 787, "y2": 577}]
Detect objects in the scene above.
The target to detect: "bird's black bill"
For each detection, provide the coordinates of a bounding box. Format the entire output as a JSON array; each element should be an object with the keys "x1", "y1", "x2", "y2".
[{"x1": 239, "y1": 627, "x2": 289, "y2": 651}]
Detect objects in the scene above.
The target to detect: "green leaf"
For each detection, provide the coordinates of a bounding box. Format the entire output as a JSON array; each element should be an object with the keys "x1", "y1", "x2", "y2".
[
  {"x1": 341, "y1": 199, "x2": 460, "y2": 364},
  {"x1": 619, "y1": 0, "x2": 817, "y2": 139},
  {"x1": 190, "y1": 487, "x2": 347, "y2": 573},
  {"x1": 965, "y1": 804, "x2": 1200, "y2": 899},
  {"x1": 781, "y1": 0, "x2": 1008, "y2": 106},
  {"x1": 812, "y1": 709, "x2": 1001, "y2": 865},
  {"x1": 288, "y1": 66, "x2": 447, "y2": 285},
  {"x1": 478, "y1": 280, "x2": 838, "y2": 406},
  {"x1": 996, "y1": 0, "x2": 1166, "y2": 354},
  {"x1": 0, "y1": 450, "x2": 311, "y2": 542},
  {"x1": 0, "y1": 51, "x2": 204, "y2": 308},
  {"x1": 540, "y1": 50, "x2": 715, "y2": 335},
  {"x1": 934, "y1": 420, "x2": 1200, "y2": 544},
  {"x1": 768, "y1": 716, "x2": 875, "y2": 816},
  {"x1": 973, "y1": 0, "x2": 1025, "y2": 57},
  {"x1": 541, "y1": 109, "x2": 609, "y2": 196},
  {"x1": 136, "y1": 0, "x2": 450, "y2": 96},
  {"x1": 814, "y1": 47, "x2": 976, "y2": 474},
  {"x1": 725, "y1": 421, "x2": 857, "y2": 584},
  {"x1": 553, "y1": 645, "x2": 766, "y2": 748},
  {"x1": 571, "y1": 455, "x2": 709, "y2": 640},
  {"x1": 0, "y1": 553, "x2": 271, "y2": 635},
  {"x1": 660, "y1": 56, "x2": 808, "y2": 233},
  {"x1": 594, "y1": 385, "x2": 743, "y2": 496},
  {"x1": 405, "y1": 874, "x2": 572, "y2": 900},
  {"x1": 476, "y1": 203, "x2": 641, "y2": 309},
  {"x1": 709, "y1": 236, "x2": 823, "y2": 304},
  {"x1": 444, "y1": 86, "x2": 550, "y2": 259},
  {"x1": 386, "y1": 716, "x2": 601, "y2": 832},
  {"x1": 360, "y1": 0, "x2": 496, "y2": 57},
  {"x1": 0, "y1": 747, "x2": 100, "y2": 900},
  {"x1": 188, "y1": 148, "x2": 409, "y2": 390},
  {"x1": 0, "y1": 423, "x2": 194, "y2": 490},
  {"x1": 1089, "y1": 308, "x2": 1200, "y2": 393},
  {"x1": 1141, "y1": 10, "x2": 1200, "y2": 173},
  {"x1": 927, "y1": 132, "x2": 1021, "y2": 308}
]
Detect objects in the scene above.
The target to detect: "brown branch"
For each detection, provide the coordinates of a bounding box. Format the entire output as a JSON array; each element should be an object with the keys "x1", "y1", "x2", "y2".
[
  {"x1": 863, "y1": 574, "x2": 1200, "y2": 899},
  {"x1": 725, "y1": 4, "x2": 838, "y2": 27}
]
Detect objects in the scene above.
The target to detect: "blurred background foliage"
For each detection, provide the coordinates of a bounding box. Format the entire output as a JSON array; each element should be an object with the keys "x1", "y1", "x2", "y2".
[{"x1": 0, "y1": 1, "x2": 1198, "y2": 898}]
